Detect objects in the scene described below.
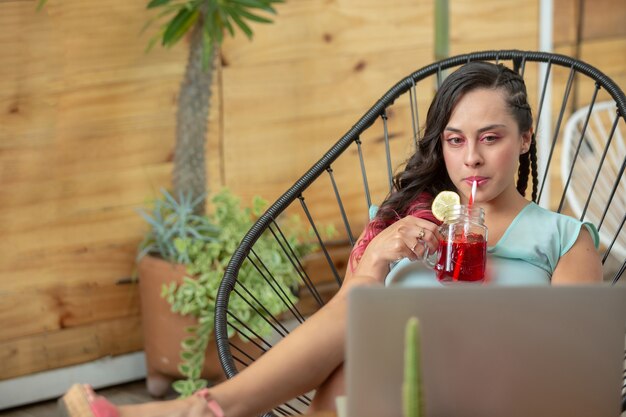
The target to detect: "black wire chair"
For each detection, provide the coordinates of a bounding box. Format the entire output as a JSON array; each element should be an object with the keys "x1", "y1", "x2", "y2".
[{"x1": 215, "y1": 50, "x2": 626, "y2": 416}]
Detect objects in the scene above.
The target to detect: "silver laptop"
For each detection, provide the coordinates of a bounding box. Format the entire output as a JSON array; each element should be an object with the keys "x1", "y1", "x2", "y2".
[{"x1": 346, "y1": 286, "x2": 626, "y2": 417}]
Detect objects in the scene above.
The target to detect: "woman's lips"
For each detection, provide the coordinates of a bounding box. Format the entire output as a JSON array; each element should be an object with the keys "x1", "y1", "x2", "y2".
[{"x1": 464, "y1": 176, "x2": 489, "y2": 186}]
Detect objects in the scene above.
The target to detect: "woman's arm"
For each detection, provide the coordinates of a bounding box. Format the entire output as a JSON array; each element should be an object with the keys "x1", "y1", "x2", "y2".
[{"x1": 551, "y1": 227, "x2": 603, "y2": 284}]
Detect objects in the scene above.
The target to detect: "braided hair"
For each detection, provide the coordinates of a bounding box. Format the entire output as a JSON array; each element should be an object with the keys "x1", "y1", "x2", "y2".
[
  {"x1": 349, "y1": 61, "x2": 539, "y2": 268},
  {"x1": 501, "y1": 73, "x2": 538, "y2": 201}
]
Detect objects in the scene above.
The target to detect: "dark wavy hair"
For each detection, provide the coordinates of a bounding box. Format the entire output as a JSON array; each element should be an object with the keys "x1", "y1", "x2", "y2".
[{"x1": 350, "y1": 61, "x2": 538, "y2": 269}]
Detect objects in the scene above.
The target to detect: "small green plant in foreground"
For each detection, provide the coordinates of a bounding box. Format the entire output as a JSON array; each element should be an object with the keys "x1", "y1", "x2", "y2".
[{"x1": 403, "y1": 316, "x2": 424, "y2": 417}]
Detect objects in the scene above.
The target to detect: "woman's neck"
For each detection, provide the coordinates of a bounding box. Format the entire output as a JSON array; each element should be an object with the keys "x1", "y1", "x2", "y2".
[
  {"x1": 479, "y1": 186, "x2": 531, "y2": 243},
  {"x1": 481, "y1": 191, "x2": 530, "y2": 219},
  {"x1": 479, "y1": 187, "x2": 529, "y2": 223}
]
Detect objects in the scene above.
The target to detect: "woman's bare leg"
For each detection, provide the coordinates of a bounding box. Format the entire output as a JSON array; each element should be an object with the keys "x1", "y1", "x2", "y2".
[
  {"x1": 308, "y1": 363, "x2": 345, "y2": 412},
  {"x1": 208, "y1": 277, "x2": 371, "y2": 417}
]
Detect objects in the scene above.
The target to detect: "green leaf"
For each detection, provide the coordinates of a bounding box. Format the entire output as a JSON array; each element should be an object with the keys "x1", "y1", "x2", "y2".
[
  {"x1": 172, "y1": 380, "x2": 188, "y2": 394},
  {"x1": 142, "y1": 6, "x2": 180, "y2": 35},
  {"x1": 147, "y1": 0, "x2": 172, "y2": 9},
  {"x1": 229, "y1": 0, "x2": 262, "y2": 6},
  {"x1": 211, "y1": 12, "x2": 225, "y2": 44},
  {"x1": 190, "y1": 365, "x2": 201, "y2": 380},
  {"x1": 226, "y1": 8, "x2": 254, "y2": 39},
  {"x1": 230, "y1": 0, "x2": 277, "y2": 14},
  {"x1": 144, "y1": 32, "x2": 162, "y2": 54},
  {"x1": 217, "y1": 7, "x2": 235, "y2": 37},
  {"x1": 235, "y1": 6, "x2": 273, "y2": 24},
  {"x1": 36, "y1": 0, "x2": 47, "y2": 11},
  {"x1": 181, "y1": 337, "x2": 197, "y2": 350},
  {"x1": 162, "y1": 8, "x2": 200, "y2": 47},
  {"x1": 252, "y1": 196, "x2": 267, "y2": 216},
  {"x1": 193, "y1": 379, "x2": 209, "y2": 391}
]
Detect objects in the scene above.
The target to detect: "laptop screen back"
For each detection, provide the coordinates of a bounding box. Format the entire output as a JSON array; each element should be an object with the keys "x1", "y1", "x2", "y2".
[{"x1": 346, "y1": 286, "x2": 626, "y2": 417}]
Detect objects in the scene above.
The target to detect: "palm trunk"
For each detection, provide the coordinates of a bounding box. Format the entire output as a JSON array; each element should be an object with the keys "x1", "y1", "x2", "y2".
[{"x1": 173, "y1": 19, "x2": 215, "y2": 215}]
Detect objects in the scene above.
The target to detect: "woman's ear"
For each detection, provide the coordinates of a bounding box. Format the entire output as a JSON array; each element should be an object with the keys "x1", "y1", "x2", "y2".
[{"x1": 520, "y1": 128, "x2": 533, "y2": 154}]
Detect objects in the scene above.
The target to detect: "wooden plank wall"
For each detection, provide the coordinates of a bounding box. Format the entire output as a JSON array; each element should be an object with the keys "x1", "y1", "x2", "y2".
[
  {"x1": 2, "y1": 0, "x2": 620, "y2": 380},
  {"x1": 0, "y1": 0, "x2": 187, "y2": 379}
]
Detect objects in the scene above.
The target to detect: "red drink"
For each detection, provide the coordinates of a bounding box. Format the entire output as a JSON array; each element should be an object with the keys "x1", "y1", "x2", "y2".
[{"x1": 435, "y1": 233, "x2": 487, "y2": 282}]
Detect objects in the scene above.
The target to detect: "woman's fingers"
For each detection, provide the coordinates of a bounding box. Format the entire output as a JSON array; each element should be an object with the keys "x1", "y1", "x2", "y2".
[
  {"x1": 404, "y1": 218, "x2": 439, "y2": 254},
  {"x1": 391, "y1": 217, "x2": 439, "y2": 260}
]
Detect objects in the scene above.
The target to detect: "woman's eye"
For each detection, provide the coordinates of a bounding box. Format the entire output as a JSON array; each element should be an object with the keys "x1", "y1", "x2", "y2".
[
  {"x1": 446, "y1": 137, "x2": 464, "y2": 145},
  {"x1": 481, "y1": 135, "x2": 498, "y2": 143}
]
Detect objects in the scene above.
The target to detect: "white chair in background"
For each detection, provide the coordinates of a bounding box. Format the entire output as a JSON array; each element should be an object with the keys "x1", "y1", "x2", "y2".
[{"x1": 561, "y1": 100, "x2": 626, "y2": 264}]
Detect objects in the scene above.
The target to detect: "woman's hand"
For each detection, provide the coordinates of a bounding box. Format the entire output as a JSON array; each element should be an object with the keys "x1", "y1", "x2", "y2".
[{"x1": 354, "y1": 216, "x2": 440, "y2": 282}]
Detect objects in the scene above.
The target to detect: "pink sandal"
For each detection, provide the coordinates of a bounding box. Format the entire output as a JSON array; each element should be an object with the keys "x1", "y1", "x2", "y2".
[{"x1": 58, "y1": 384, "x2": 119, "y2": 417}]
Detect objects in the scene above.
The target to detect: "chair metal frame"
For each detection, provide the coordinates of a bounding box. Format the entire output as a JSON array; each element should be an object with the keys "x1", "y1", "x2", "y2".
[{"x1": 215, "y1": 50, "x2": 626, "y2": 416}]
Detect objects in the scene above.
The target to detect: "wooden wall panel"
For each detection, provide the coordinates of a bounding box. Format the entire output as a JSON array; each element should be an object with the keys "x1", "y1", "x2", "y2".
[
  {"x1": 449, "y1": 0, "x2": 538, "y2": 52},
  {"x1": 0, "y1": 316, "x2": 142, "y2": 380},
  {"x1": 0, "y1": 0, "x2": 185, "y2": 379},
  {"x1": 554, "y1": 0, "x2": 626, "y2": 45},
  {"x1": 2, "y1": 0, "x2": 623, "y2": 381}
]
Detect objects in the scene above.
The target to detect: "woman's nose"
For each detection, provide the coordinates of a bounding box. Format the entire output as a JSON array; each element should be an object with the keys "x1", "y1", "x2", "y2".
[{"x1": 464, "y1": 144, "x2": 484, "y2": 167}]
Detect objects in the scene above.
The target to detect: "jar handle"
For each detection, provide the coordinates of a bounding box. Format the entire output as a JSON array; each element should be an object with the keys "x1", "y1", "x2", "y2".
[{"x1": 419, "y1": 240, "x2": 438, "y2": 268}]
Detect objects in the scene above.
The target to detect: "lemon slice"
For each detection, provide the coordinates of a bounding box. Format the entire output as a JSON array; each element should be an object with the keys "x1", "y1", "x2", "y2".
[{"x1": 432, "y1": 191, "x2": 460, "y2": 221}]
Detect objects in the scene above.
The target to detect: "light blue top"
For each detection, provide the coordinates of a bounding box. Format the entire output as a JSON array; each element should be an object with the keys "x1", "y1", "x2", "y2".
[{"x1": 373, "y1": 202, "x2": 600, "y2": 287}]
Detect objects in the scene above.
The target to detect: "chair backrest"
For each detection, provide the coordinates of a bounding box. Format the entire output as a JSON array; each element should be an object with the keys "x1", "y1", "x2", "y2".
[
  {"x1": 561, "y1": 100, "x2": 626, "y2": 263},
  {"x1": 215, "y1": 50, "x2": 626, "y2": 416}
]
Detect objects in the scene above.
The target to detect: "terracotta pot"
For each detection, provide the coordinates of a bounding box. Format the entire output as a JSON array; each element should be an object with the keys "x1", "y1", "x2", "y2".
[{"x1": 137, "y1": 255, "x2": 227, "y2": 397}]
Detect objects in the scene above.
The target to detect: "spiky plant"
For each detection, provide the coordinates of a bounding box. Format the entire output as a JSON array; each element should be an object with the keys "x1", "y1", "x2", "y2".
[
  {"x1": 39, "y1": 0, "x2": 284, "y2": 215},
  {"x1": 145, "y1": 0, "x2": 284, "y2": 214}
]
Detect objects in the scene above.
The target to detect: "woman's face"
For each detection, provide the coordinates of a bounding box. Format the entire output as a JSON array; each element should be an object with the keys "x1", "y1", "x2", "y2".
[{"x1": 442, "y1": 88, "x2": 532, "y2": 204}]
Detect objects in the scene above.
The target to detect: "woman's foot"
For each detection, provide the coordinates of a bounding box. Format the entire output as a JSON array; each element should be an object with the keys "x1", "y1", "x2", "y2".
[
  {"x1": 58, "y1": 384, "x2": 218, "y2": 417},
  {"x1": 118, "y1": 395, "x2": 214, "y2": 417},
  {"x1": 58, "y1": 384, "x2": 119, "y2": 417}
]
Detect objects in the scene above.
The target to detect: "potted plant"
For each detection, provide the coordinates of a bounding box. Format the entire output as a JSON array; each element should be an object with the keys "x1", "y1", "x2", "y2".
[
  {"x1": 135, "y1": 0, "x2": 287, "y2": 398},
  {"x1": 143, "y1": 0, "x2": 284, "y2": 214},
  {"x1": 135, "y1": 189, "x2": 217, "y2": 397},
  {"x1": 137, "y1": 188, "x2": 319, "y2": 397}
]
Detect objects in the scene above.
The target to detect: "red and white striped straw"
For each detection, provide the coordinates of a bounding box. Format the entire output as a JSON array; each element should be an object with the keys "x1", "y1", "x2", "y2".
[{"x1": 469, "y1": 180, "x2": 477, "y2": 207}]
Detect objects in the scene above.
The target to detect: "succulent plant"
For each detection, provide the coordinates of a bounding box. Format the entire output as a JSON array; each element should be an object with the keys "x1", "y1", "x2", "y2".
[{"x1": 403, "y1": 316, "x2": 424, "y2": 417}]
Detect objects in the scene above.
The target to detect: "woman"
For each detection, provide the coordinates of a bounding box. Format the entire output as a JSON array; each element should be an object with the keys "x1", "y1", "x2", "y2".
[{"x1": 60, "y1": 61, "x2": 602, "y2": 417}]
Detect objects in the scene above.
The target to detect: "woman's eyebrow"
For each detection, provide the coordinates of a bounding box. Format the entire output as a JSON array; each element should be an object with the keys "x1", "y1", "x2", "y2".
[{"x1": 444, "y1": 124, "x2": 507, "y2": 134}]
